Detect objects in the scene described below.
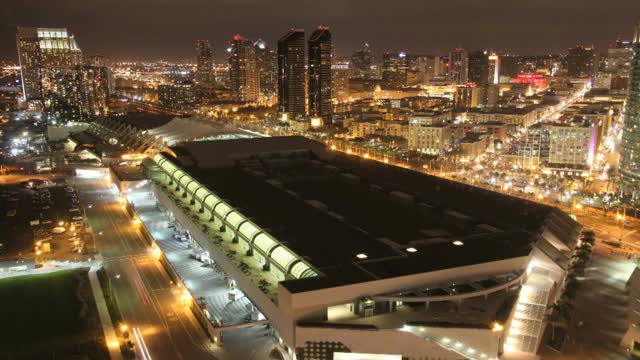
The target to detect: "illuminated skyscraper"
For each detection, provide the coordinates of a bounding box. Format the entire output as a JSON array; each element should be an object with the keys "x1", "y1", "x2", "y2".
[
  {"x1": 468, "y1": 51, "x2": 489, "y2": 85},
  {"x1": 277, "y1": 29, "x2": 306, "y2": 119},
  {"x1": 449, "y1": 48, "x2": 468, "y2": 84},
  {"x1": 254, "y1": 39, "x2": 277, "y2": 96},
  {"x1": 566, "y1": 46, "x2": 596, "y2": 78},
  {"x1": 350, "y1": 42, "x2": 374, "y2": 79},
  {"x1": 620, "y1": 21, "x2": 640, "y2": 200},
  {"x1": 382, "y1": 52, "x2": 408, "y2": 89},
  {"x1": 229, "y1": 34, "x2": 259, "y2": 102},
  {"x1": 16, "y1": 27, "x2": 82, "y2": 102},
  {"x1": 308, "y1": 26, "x2": 332, "y2": 124},
  {"x1": 488, "y1": 53, "x2": 500, "y2": 84},
  {"x1": 195, "y1": 40, "x2": 213, "y2": 84}
]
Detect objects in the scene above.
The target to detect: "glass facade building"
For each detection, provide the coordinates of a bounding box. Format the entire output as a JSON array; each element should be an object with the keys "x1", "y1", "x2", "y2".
[
  {"x1": 619, "y1": 22, "x2": 640, "y2": 199},
  {"x1": 277, "y1": 29, "x2": 306, "y2": 119},
  {"x1": 308, "y1": 27, "x2": 332, "y2": 124}
]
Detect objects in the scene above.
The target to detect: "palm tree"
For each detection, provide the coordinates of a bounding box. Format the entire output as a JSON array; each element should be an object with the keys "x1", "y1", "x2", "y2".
[
  {"x1": 561, "y1": 278, "x2": 580, "y2": 301},
  {"x1": 581, "y1": 231, "x2": 596, "y2": 246},
  {"x1": 551, "y1": 301, "x2": 574, "y2": 322},
  {"x1": 572, "y1": 246, "x2": 592, "y2": 264}
]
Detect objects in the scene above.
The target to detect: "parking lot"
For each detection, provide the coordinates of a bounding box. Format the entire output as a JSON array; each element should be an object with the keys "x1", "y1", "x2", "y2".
[{"x1": 0, "y1": 175, "x2": 93, "y2": 263}]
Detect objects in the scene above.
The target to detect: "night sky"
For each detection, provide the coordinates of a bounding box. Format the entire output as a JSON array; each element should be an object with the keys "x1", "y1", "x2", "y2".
[{"x1": 1, "y1": 0, "x2": 639, "y2": 62}]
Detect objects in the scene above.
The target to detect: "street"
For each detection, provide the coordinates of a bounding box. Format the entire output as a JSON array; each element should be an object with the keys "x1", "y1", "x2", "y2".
[{"x1": 75, "y1": 175, "x2": 216, "y2": 360}]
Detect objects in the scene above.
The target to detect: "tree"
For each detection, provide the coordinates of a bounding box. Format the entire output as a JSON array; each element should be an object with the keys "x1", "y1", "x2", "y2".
[
  {"x1": 581, "y1": 231, "x2": 596, "y2": 246},
  {"x1": 550, "y1": 301, "x2": 574, "y2": 322},
  {"x1": 561, "y1": 278, "x2": 579, "y2": 301}
]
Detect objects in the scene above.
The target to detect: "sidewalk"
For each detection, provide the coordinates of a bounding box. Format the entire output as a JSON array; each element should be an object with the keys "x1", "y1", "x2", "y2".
[{"x1": 88, "y1": 266, "x2": 123, "y2": 360}]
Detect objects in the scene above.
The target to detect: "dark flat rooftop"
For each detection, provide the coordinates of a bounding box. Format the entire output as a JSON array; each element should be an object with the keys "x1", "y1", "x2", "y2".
[{"x1": 176, "y1": 149, "x2": 537, "y2": 291}]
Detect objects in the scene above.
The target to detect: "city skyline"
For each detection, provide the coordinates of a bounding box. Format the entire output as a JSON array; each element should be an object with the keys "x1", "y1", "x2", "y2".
[{"x1": 1, "y1": 0, "x2": 640, "y2": 61}]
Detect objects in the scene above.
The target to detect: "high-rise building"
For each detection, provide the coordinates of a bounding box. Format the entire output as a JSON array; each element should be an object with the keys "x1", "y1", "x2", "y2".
[
  {"x1": 468, "y1": 51, "x2": 489, "y2": 86},
  {"x1": 449, "y1": 48, "x2": 468, "y2": 84},
  {"x1": 408, "y1": 111, "x2": 453, "y2": 154},
  {"x1": 454, "y1": 85, "x2": 473, "y2": 110},
  {"x1": 566, "y1": 46, "x2": 596, "y2": 78},
  {"x1": 488, "y1": 53, "x2": 500, "y2": 84},
  {"x1": 414, "y1": 56, "x2": 447, "y2": 85},
  {"x1": 254, "y1": 39, "x2": 277, "y2": 96},
  {"x1": 546, "y1": 120, "x2": 595, "y2": 171},
  {"x1": 518, "y1": 123, "x2": 550, "y2": 168},
  {"x1": 331, "y1": 61, "x2": 350, "y2": 102},
  {"x1": 486, "y1": 84, "x2": 500, "y2": 107},
  {"x1": 308, "y1": 27, "x2": 332, "y2": 124},
  {"x1": 195, "y1": 40, "x2": 214, "y2": 84},
  {"x1": 44, "y1": 65, "x2": 110, "y2": 122},
  {"x1": 605, "y1": 39, "x2": 634, "y2": 90},
  {"x1": 17, "y1": 27, "x2": 83, "y2": 102},
  {"x1": 158, "y1": 81, "x2": 197, "y2": 110},
  {"x1": 619, "y1": 21, "x2": 640, "y2": 200},
  {"x1": 499, "y1": 55, "x2": 521, "y2": 78},
  {"x1": 350, "y1": 42, "x2": 374, "y2": 79},
  {"x1": 277, "y1": 29, "x2": 306, "y2": 119},
  {"x1": 228, "y1": 34, "x2": 259, "y2": 102},
  {"x1": 382, "y1": 52, "x2": 408, "y2": 89}
]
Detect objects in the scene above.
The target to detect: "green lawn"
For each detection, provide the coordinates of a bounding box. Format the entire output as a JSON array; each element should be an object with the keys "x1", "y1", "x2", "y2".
[{"x1": 0, "y1": 269, "x2": 95, "y2": 351}]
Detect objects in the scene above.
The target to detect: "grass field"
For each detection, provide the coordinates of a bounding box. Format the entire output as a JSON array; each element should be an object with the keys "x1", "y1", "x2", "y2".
[{"x1": 0, "y1": 269, "x2": 107, "y2": 357}]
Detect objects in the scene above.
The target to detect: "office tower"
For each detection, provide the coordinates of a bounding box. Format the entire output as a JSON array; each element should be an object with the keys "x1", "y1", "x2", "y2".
[
  {"x1": 254, "y1": 39, "x2": 277, "y2": 96},
  {"x1": 16, "y1": 28, "x2": 42, "y2": 101},
  {"x1": 607, "y1": 39, "x2": 634, "y2": 76},
  {"x1": 488, "y1": 53, "x2": 500, "y2": 84},
  {"x1": 158, "y1": 81, "x2": 197, "y2": 110},
  {"x1": 500, "y1": 55, "x2": 521, "y2": 78},
  {"x1": 449, "y1": 48, "x2": 468, "y2": 84},
  {"x1": 454, "y1": 85, "x2": 473, "y2": 110},
  {"x1": 468, "y1": 51, "x2": 489, "y2": 85},
  {"x1": 277, "y1": 29, "x2": 306, "y2": 119},
  {"x1": 605, "y1": 39, "x2": 634, "y2": 90},
  {"x1": 44, "y1": 65, "x2": 110, "y2": 122},
  {"x1": 470, "y1": 86, "x2": 487, "y2": 108},
  {"x1": 486, "y1": 84, "x2": 500, "y2": 108},
  {"x1": 78, "y1": 65, "x2": 110, "y2": 117},
  {"x1": 195, "y1": 40, "x2": 214, "y2": 84},
  {"x1": 620, "y1": 21, "x2": 640, "y2": 200},
  {"x1": 332, "y1": 61, "x2": 350, "y2": 102},
  {"x1": 566, "y1": 46, "x2": 596, "y2": 77},
  {"x1": 308, "y1": 26, "x2": 332, "y2": 123},
  {"x1": 17, "y1": 27, "x2": 83, "y2": 102},
  {"x1": 350, "y1": 42, "x2": 374, "y2": 79},
  {"x1": 87, "y1": 55, "x2": 114, "y2": 94},
  {"x1": 518, "y1": 123, "x2": 550, "y2": 168},
  {"x1": 382, "y1": 52, "x2": 408, "y2": 89},
  {"x1": 228, "y1": 34, "x2": 259, "y2": 102},
  {"x1": 546, "y1": 120, "x2": 596, "y2": 170}
]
